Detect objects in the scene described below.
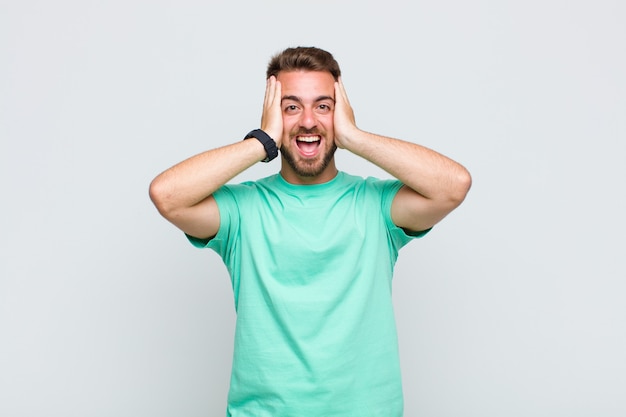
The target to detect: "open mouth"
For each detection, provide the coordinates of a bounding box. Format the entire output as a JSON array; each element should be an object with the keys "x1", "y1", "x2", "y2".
[{"x1": 296, "y1": 135, "x2": 321, "y2": 157}]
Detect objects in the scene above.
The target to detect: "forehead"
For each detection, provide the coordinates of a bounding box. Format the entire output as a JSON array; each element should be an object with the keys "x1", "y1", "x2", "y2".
[{"x1": 276, "y1": 70, "x2": 335, "y2": 100}]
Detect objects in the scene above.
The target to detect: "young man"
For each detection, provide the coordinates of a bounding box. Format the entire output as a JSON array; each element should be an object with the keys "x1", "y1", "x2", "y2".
[{"x1": 150, "y1": 46, "x2": 471, "y2": 416}]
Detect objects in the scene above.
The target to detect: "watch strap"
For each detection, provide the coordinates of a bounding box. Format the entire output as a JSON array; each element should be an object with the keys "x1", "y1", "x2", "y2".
[{"x1": 244, "y1": 129, "x2": 279, "y2": 163}]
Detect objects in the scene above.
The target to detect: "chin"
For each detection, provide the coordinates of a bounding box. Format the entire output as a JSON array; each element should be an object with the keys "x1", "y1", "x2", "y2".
[{"x1": 283, "y1": 146, "x2": 337, "y2": 178}]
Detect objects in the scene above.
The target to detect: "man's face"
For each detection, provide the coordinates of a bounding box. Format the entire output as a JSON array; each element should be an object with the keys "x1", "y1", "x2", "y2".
[{"x1": 277, "y1": 70, "x2": 337, "y2": 183}]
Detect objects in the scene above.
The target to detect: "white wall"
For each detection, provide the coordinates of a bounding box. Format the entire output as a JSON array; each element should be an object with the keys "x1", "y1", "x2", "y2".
[{"x1": 1, "y1": 1, "x2": 624, "y2": 416}]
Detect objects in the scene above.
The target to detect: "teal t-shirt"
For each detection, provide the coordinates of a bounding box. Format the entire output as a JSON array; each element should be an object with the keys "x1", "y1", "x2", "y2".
[{"x1": 188, "y1": 172, "x2": 428, "y2": 417}]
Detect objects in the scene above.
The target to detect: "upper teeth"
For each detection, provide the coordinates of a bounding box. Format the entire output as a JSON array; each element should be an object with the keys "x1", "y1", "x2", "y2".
[{"x1": 298, "y1": 136, "x2": 320, "y2": 143}]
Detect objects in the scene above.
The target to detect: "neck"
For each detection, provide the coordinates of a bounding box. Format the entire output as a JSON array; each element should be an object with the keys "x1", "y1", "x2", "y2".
[{"x1": 279, "y1": 159, "x2": 338, "y2": 185}]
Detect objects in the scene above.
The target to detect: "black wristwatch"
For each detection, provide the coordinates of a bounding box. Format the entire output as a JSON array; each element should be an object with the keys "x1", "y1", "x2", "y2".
[{"x1": 244, "y1": 129, "x2": 279, "y2": 163}]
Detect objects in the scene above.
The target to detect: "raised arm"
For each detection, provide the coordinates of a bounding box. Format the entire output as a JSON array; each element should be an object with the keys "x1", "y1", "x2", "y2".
[
  {"x1": 333, "y1": 78, "x2": 472, "y2": 232},
  {"x1": 149, "y1": 77, "x2": 283, "y2": 239}
]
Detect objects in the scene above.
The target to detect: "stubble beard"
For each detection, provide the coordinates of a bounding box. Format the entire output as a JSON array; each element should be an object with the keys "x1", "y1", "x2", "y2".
[{"x1": 281, "y1": 140, "x2": 338, "y2": 178}]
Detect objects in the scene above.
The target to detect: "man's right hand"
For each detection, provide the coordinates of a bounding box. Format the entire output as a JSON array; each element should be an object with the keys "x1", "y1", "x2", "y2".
[{"x1": 260, "y1": 76, "x2": 283, "y2": 148}]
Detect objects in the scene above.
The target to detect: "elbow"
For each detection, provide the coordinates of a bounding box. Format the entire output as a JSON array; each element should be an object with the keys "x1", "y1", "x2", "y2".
[
  {"x1": 449, "y1": 168, "x2": 472, "y2": 207},
  {"x1": 149, "y1": 176, "x2": 175, "y2": 218}
]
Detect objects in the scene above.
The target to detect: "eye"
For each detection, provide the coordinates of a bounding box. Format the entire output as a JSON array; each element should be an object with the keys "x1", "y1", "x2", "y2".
[
  {"x1": 316, "y1": 103, "x2": 333, "y2": 113},
  {"x1": 284, "y1": 104, "x2": 300, "y2": 114}
]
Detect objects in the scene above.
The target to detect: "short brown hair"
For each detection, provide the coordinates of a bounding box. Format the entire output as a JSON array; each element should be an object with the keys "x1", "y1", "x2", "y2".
[{"x1": 266, "y1": 46, "x2": 341, "y2": 80}]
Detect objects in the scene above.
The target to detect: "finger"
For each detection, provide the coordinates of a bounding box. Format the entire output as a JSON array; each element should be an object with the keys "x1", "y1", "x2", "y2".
[
  {"x1": 271, "y1": 79, "x2": 281, "y2": 109},
  {"x1": 268, "y1": 78, "x2": 281, "y2": 109},
  {"x1": 264, "y1": 76, "x2": 276, "y2": 109},
  {"x1": 334, "y1": 77, "x2": 356, "y2": 127},
  {"x1": 335, "y1": 77, "x2": 349, "y2": 104}
]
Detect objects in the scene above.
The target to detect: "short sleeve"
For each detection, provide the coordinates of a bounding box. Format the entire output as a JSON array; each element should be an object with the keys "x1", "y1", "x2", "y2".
[
  {"x1": 378, "y1": 179, "x2": 431, "y2": 252},
  {"x1": 185, "y1": 185, "x2": 241, "y2": 264}
]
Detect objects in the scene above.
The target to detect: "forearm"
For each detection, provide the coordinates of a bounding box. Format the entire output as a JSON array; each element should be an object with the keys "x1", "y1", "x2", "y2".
[
  {"x1": 342, "y1": 129, "x2": 471, "y2": 203},
  {"x1": 149, "y1": 138, "x2": 266, "y2": 215}
]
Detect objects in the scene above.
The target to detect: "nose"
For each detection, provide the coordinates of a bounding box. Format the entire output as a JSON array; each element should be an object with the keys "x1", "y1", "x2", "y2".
[{"x1": 299, "y1": 107, "x2": 317, "y2": 129}]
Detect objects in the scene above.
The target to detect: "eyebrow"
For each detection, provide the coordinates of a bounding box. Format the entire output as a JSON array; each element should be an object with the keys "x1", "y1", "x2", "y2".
[{"x1": 281, "y1": 95, "x2": 336, "y2": 104}]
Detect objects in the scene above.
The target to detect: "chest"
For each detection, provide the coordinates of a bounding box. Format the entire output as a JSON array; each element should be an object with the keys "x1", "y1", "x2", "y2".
[{"x1": 238, "y1": 190, "x2": 387, "y2": 277}]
